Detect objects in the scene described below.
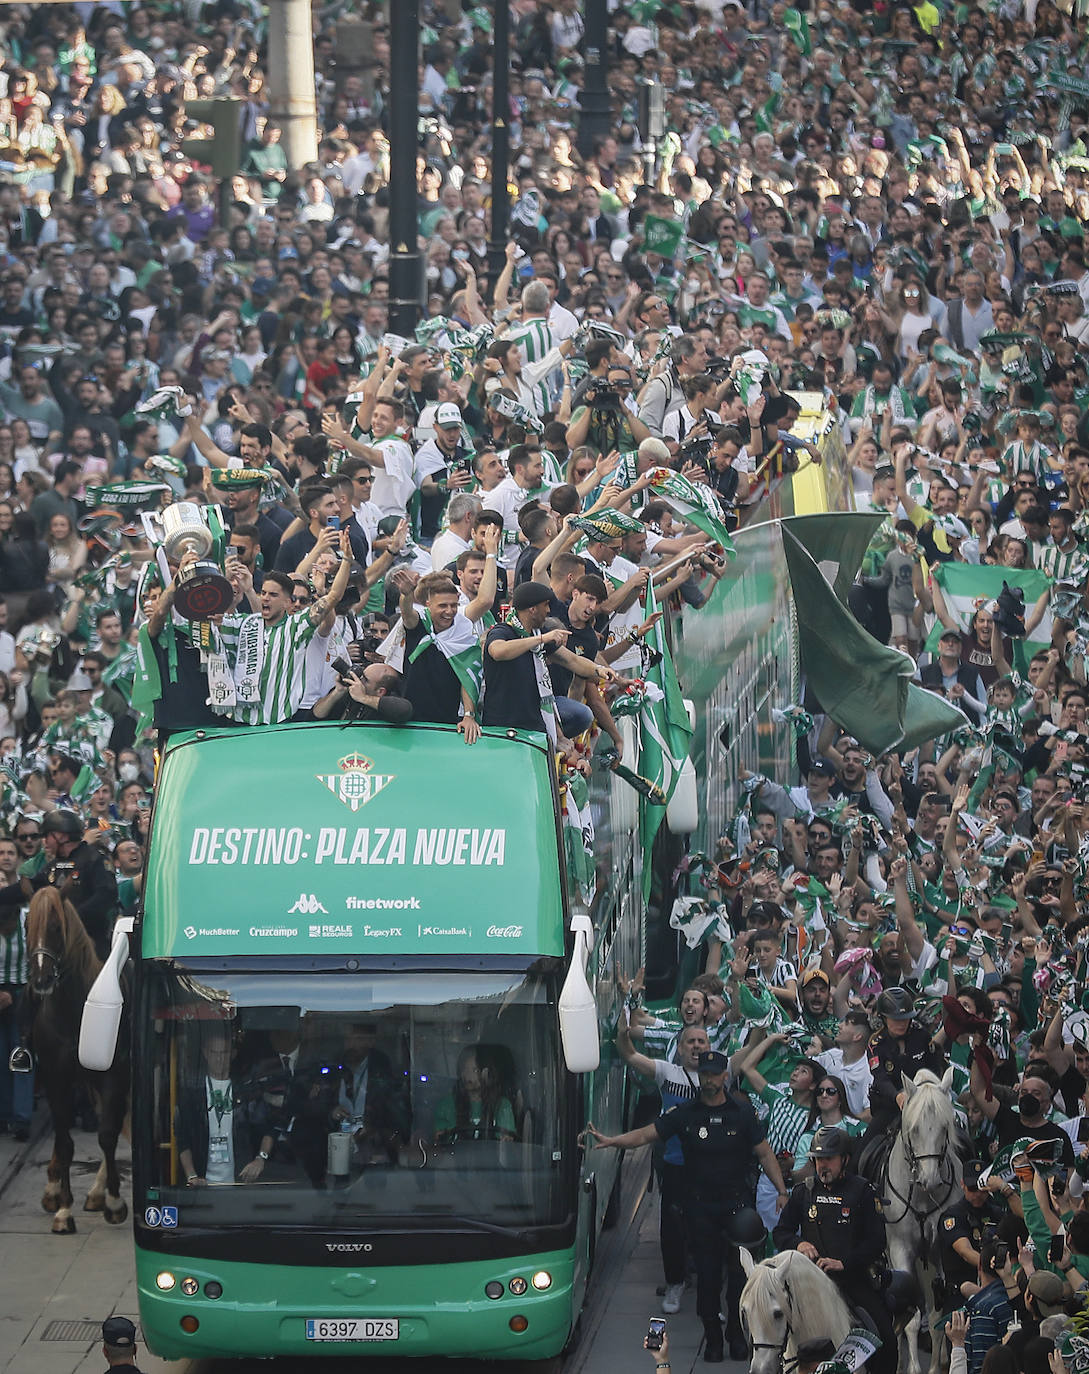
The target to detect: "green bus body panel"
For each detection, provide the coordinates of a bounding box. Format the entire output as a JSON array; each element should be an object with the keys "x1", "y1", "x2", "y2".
[
  {"x1": 143, "y1": 724, "x2": 564, "y2": 958},
  {"x1": 136, "y1": 1246, "x2": 575, "y2": 1361}
]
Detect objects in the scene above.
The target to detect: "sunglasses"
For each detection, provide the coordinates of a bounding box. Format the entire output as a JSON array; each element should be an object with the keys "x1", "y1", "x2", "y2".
[{"x1": 817, "y1": 1086, "x2": 839, "y2": 1096}]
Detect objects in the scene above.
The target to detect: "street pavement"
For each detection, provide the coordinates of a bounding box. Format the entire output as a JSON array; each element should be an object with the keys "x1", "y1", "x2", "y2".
[{"x1": 0, "y1": 1114, "x2": 746, "y2": 1374}]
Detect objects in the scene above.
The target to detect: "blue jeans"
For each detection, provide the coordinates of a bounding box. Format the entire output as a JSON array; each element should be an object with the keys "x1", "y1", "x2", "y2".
[
  {"x1": 555, "y1": 696, "x2": 594, "y2": 738},
  {"x1": 0, "y1": 988, "x2": 34, "y2": 1128}
]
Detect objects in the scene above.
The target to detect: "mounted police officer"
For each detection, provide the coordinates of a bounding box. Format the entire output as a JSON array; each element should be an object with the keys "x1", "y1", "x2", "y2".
[
  {"x1": 867, "y1": 985, "x2": 944, "y2": 1136},
  {"x1": 588, "y1": 1049, "x2": 789, "y2": 1363},
  {"x1": 773, "y1": 1126, "x2": 897, "y2": 1374},
  {"x1": 6, "y1": 807, "x2": 118, "y2": 1075}
]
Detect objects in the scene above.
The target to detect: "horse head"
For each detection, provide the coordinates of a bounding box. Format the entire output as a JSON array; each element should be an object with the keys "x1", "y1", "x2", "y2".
[
  {"x1": 25, "y1": 887, "x2": 87, "y2": 997},
  {"x1": 740, "y1": 1250, "x2": 852, "y2": 1374},
  {"x1": 899, "y1": 1066, "x2": 958, "y2": 1195}
]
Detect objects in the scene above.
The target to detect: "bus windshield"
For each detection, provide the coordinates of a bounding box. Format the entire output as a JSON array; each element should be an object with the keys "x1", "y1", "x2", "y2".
[{"x1": 138, "y1": 967, "x2": 571, "y2": 1232}]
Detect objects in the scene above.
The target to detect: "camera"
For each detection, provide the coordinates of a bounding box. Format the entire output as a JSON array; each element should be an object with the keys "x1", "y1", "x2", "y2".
[
  {"x1": 679, "y1": 435, "x2": 713, "y2": 469},
  {"x1": 587, "y1": 378, "x2": 621, "y2": 411},
  {"x1": 356, "y1": 632, "x2": 384, "y2": 658},
  {"x1": 331, "y1": 656, "x2": 354, "y2": 679}
]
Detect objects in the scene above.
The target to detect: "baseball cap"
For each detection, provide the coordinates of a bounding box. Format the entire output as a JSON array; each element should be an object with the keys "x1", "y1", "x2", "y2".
[
  {"x1": 102, "y1": 1317, "x2": 137, "y2": 1349},
  {"x1": 962, "y1": 1161, "x2": 985, "y2": 1188},
  {"x1": 808, "y1": 759, "x2": 836, "y2": 777},
  {"x1": 697, "y1": 1050, "x2": 730, "y2": 1073},
  {"x1": 511, "y1": 581, "x2": 552, "y2": 611},
  {"x1": 1028, "y1": 1270, "x2": 1072, "y2": 1316},
  {"x1": 802, "y1": 967, "x2": 830, "y2": 987},
  {"x1": 434, "y1": 402, "x2": 462, "y2": 428}
]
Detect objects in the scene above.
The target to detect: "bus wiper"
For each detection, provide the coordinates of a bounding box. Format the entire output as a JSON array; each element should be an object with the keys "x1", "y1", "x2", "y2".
[{"x1": 437, "y1": 1215, "x2": 528, "y2": 1239}]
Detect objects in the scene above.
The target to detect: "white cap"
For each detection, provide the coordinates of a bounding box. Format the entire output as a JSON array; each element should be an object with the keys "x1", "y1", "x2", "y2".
[
  {"x1": 68, "y1": 668, "x2": 93, "y2": 691},
  {"x1": 434, "y1": 402, "x2": 462, "y2": 428}
]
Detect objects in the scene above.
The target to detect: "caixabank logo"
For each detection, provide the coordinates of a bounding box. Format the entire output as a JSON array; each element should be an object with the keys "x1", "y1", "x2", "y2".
[{"x1": 316, "y1": 752, "x2": 395, "y2": 812}]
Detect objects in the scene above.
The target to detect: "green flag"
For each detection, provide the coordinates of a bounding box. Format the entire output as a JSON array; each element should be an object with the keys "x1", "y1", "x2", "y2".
[
  {"x1": 782, "y1": 528, "x2": 967, "y2": 754},
  {"x1": 924, "y1": 562, "x2": 1053, "y2": 656},
  {"x1": 782, "y1": 512, "x2": 885, "y2": 605},
  {"x1": 638, "y1": 579, "x2": 694, "y2": 898},
  {"x1": 643, "y1": 214, "x2": 685, "y2": 260}
]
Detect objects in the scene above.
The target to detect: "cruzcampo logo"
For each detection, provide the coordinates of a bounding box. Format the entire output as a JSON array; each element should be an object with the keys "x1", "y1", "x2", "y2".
[{"x1": 317, "y1": 752, "x2": 395, "y2": 812}]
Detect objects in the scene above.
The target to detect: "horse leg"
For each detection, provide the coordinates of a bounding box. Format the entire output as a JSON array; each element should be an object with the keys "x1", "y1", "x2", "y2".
[
  {"x1": 888, "y1": 1224, "x2": 923, "y2": 1374},
  {"x1": 97, "y1": 1079, "x2": 128, "y2": 1225},
  {"x1": 46, "y1": 1111, "x2": 76, "y2": 1234},
  {"x1": 84, "y1": 1159, "x2": 106, "y2": 1212}
]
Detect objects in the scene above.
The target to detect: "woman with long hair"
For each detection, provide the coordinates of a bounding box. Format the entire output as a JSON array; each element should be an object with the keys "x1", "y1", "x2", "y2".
[
  {"x1": 793, "y1": 1075, "x2": 864, "y2": 1180},
  {"x1": 44, "y1": 512, "x2": 86, "y2": 594}
]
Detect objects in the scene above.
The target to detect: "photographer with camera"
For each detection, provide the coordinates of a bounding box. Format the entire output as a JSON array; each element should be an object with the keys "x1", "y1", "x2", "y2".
[
  {"x1": 312, "y1": 659, "x2": 412, "y2": 726},
  {"x1": 564, "y1": 364, "x2": 650, "y2": 457},
  {"x1": 662, "y1": 374, "x2": 721, "y2": 455}
]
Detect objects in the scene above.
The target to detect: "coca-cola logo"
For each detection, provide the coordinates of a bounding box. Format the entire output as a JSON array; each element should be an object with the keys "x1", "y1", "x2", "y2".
[{"x1": 487, "y1": 924, "x2": 524, "y2": 938}]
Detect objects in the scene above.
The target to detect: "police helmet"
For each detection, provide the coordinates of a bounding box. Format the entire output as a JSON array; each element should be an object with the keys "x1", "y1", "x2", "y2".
[
  {"x1": 726, "y1": 1206, "x2": 766, "y2": 1248},
  {"x1": 809, "y1": 1126, "x2": 851, "y2": 1158},
  {"x1": 42, "y1": 808, "x2": 83, "y2": 840},
  {"x1": 877, "y1": 986, "x2": 915, "y2": 1019}
]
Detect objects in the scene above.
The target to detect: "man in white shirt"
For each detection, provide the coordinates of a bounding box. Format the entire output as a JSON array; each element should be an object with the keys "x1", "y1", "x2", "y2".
[
  {"x1": 332, "y1": 397, "x2": 416, "y2": 516},
  {"x1": 430, "y1": 491, "x2": 481, "y2": 570},
  {"x1": 816, "y1": 1009, "x2": 873, "y2": 1120},
  {"x1": 482, "y1": 445, "x2": 553, "y2": 567}
]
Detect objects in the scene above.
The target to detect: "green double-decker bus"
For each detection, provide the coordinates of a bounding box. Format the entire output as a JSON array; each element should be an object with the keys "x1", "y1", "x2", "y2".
[{"x1": 88, "y1": 721, "x2": 641, "y2": 1361}]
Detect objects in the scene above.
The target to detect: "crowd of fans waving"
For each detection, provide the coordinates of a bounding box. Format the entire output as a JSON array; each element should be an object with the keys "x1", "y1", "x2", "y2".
[{"x1": 8, "y1": 0, "x2": 1089, "y2": 1371}]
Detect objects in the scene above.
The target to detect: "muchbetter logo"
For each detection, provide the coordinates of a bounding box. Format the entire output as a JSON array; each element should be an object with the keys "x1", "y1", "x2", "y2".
[
  {"x1": 288, "y1": 893, "x2": 328, "y2": 915},
  {"x1": 184, "y1": 925, "x2": 197, "y2": 939},
  {"x1": 317, "y1": 752, "x2": 395, "y2": 812}
]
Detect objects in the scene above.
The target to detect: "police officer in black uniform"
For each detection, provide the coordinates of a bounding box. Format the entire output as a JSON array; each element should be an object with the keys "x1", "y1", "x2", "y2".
[
  {"x1": 6, "y1": 807, "x2": 119, "y2": 1076},
  {"x1": 589, "y1": 1050, "x2": 789, "y2": 1363},
  {"x1": 866, "y1": 985, "x2": 944, "y2": 1136},
  {"x1": 938, "y1": 1161, "x2": 1006, "y2": 1311},
  {"x1": 101, "y1": 1316, "x2": 147, "y2": 1374},
  {"x1": 773, "y1": 1126, "x2": 897, "y2": 1374}
]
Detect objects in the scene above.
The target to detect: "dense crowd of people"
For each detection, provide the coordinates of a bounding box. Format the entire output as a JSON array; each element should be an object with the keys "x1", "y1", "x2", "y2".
[{"x1": 4, "y1": 0, "x2": 1089, "y2": 1370}]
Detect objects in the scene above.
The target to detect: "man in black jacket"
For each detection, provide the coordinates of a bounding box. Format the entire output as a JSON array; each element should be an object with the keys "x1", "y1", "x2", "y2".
[{"x1": 919, "y1": 629, "x2": 986, "y2": 724}]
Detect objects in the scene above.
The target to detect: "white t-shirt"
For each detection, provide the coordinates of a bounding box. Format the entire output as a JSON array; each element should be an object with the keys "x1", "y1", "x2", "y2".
[
  {"x1": 815, "y1": 1049, "x2": 873, "y2": 1120},
  {"x1": 368, "y1": 436, "x2": 416, "y2": 516},
  {"x1": 482, "y1": 477, "x2": 553, "y2": 567}
]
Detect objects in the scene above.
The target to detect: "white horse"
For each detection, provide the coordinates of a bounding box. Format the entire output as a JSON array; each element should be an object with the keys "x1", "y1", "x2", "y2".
[
  {"x1": 739, "y1": 1249, "x2": 855, "y2": 1374},
  {"x1": 880, "y1": 1068, "x2": 961, "y2": 1374}
]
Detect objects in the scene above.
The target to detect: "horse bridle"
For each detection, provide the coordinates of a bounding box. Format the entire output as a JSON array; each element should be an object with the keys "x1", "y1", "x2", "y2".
[
  {"x1": 746, "y1": 1275, "x2": 802, "y2": 1373},
  {"x1": 883, "y1": 1131, "x2": 957, "y2": 1225},
  {"x1": 27, "y1": 942, "x2": 63, "y2": 995}
]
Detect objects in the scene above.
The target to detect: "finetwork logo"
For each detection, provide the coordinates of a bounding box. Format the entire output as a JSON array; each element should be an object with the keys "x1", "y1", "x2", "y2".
[
  {"x1": 288, "y1": 893, "x2": 329, "y2": 915},
  {"x1": 317, "y1": 752, "x2": 395, "y2": 812}
]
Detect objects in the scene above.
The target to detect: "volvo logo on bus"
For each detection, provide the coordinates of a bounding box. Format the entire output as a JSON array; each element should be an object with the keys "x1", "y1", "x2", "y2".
[
  {"x1": 325, "y1": 1242, "x2": 374, "y2": 1252},
  {"x1": 317, "y1": 753, "x2": 395, "y2": 812}
]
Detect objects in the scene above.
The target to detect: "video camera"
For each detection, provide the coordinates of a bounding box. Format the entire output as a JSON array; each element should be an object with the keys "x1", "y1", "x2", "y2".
[{"x1": 586, "y1": 378, "x2": 623, "y2": 412}]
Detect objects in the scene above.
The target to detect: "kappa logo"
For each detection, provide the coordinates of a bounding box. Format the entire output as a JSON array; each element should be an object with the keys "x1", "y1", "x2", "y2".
[
  {"x1": 317, "y1": 752, "x2": 395, "y2": 811},
  {"x1": 288, "y1": 893, "x2": 329, "y2": 915}
]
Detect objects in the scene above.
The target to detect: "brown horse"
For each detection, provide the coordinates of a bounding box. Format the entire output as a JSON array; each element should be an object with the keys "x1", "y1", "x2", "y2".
[{"x1": 25, "y1": 888, "x2": 129, "y2": 1233}]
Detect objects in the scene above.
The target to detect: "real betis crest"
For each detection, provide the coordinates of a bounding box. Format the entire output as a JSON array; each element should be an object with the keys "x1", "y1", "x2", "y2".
[{"x1": 317, "y1": 752, "x2": 395, "y2": 811}]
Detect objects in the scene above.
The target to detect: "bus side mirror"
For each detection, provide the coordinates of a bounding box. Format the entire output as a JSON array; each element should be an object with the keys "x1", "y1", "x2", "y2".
[
  {"x1": 78, "y1": 917, "x2": 134, "y2": 1072},
  {"x1": 559, "y1": 909, "x2": 600, "y2": 1074}
]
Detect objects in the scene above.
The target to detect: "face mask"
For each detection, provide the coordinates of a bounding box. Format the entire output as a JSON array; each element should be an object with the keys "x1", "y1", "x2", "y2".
[
  {"x1": 452, "y1": 249, "x2": 470, "y2": 262},
  {"x1": 1018, "y1": 1092, "x2": 1041, "y2": 1117},
  {"x1": 119, "y1": 762, "x2": 140, "y2": 783},
  {"x1": 252, "y1": 276, "x2": 276, "y2": 295}
]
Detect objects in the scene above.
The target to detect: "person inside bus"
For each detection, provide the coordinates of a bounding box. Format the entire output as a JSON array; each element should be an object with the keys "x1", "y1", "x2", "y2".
[
  {"x1": 177, "y1": 1020, "x2": 277, "y2": 1188},
  {"x1": 433, "y1": 1044, "x2": 517, "y2": 1145},
  {"x1": 328, "y1": 1020, "x2": 411, "y2": 1167}
]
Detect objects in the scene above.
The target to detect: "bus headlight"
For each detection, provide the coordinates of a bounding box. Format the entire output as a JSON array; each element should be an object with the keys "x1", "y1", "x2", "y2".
[
  {"x1": 204, "y1": 1281, "x2": 223, "y2": 1299},
  {"x1": 484, "y1": 1282, "x2": 504, "y2": 1300},
  {"x1": 508, "y1": 1277, "x2": 528, "y2": 1295},
  {"x1": 532, "y1": 1271, "x2": 552, "y2": 1291},
  {"x1": 155, "y1": 1272, "x2": 176, "y2": 1291},
  {"x1": 509, "y1": 1316, "x2": 529, "y2": 1332},
  {"x1": 180, "y1": 1277, "x2": 199, "y2": 1296}
]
